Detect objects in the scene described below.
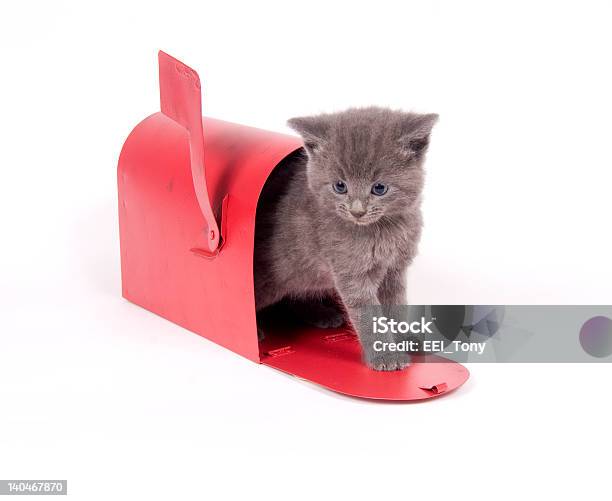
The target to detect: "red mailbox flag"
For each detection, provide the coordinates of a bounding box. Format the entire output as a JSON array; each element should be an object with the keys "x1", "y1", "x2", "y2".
[{"x1": 117, "y1": 51, "x2": 469, "y2": 400}]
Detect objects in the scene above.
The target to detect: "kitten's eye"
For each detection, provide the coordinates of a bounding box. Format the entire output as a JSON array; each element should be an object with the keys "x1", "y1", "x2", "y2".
[
  {"x1": 371, "y1": 183, "x2": 388, "y2": 196},
  {"x1": 333, "y1": 180, "x2": 348, "y2": 194}
]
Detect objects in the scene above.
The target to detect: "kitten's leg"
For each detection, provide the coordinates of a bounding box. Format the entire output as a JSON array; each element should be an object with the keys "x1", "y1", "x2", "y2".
[
  {"x1": 377, "y1": 265, "x2": 424, "y2": 356},
  {"x1": 377, "y1": 266, "x2": 407, "y2": 307},
  {"x1": 376, "y1": 265, "x2": 413, "y2": 347},
  {"x1": 334, "y1": 271, "x2": 410, "y2": 371}
]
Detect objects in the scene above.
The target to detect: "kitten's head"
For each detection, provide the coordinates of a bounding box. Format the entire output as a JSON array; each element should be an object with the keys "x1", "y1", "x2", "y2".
[{"x1": 288, "y1": 107, "x2": 438, "y2": 226}]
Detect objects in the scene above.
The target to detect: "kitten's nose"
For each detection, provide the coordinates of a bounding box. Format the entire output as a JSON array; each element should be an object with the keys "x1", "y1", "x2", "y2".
[{"x1": 349, "y1": 200, "x2": 366, "y2": 218}]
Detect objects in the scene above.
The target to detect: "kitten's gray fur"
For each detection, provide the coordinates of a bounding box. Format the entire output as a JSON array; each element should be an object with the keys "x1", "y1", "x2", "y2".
[{"x1": 254, "y1": 107, "x2": 438, "y2": 371}]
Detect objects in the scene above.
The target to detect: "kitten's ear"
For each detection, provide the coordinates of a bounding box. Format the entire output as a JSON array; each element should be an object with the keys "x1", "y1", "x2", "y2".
[
  {"x1": 398, "y1": 113, "x2": 439, "y2": 158},
  {"x1": 287, "y1": 115, "x2": 331, "y2": 154}
]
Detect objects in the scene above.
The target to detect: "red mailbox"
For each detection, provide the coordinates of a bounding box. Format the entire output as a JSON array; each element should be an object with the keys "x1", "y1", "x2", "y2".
[{"x1": 117, "y1": 51, "x2": 469, "y2": 401}]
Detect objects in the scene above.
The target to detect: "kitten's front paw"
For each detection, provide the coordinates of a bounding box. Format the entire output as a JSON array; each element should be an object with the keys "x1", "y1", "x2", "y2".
[{"x1": 366, "y1": 352, "x2": 411, "y2": 371}]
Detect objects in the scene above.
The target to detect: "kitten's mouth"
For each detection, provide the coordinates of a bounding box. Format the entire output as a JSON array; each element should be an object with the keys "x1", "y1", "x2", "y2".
[{"x1": 354, "y1": 218, "x2": 380, "y2": 226}]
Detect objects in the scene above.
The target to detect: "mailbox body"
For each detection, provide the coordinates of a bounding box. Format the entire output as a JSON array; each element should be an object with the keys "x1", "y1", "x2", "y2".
[{"x1": 118, "y1": 112, "x2": 301, "y2": 362}]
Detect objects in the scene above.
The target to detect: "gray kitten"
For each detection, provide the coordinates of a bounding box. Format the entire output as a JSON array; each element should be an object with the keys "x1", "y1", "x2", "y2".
[{"x1": 254, "y1": 107, "x2": 438, "y2": 370}]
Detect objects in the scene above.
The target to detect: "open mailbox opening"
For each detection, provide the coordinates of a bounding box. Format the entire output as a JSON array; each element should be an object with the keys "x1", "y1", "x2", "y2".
[{"x1": 117, "y1": 51, "x2": 469, "y2": 401}]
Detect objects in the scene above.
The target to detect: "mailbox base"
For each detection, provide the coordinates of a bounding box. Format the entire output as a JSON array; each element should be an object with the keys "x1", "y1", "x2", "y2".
[{"x1": 259, "y1": 321, "x2": 470, "y2": 401}]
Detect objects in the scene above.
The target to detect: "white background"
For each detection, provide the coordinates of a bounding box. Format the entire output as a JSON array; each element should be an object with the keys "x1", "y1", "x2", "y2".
[{"x1": 1, "y1": 1, "x2": 611, "y2": 499}]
